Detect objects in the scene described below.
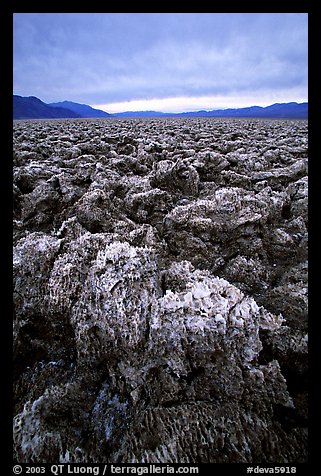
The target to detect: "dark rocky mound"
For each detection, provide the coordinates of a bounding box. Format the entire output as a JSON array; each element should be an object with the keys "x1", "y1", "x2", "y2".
[{"x1": 13, "y1": 117, "x2": 308, "y2": 463}]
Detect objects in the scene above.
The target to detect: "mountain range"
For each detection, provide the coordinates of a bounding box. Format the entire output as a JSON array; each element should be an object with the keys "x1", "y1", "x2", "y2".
[
  {"x1": 13, "y1": 95, "x2": 308, "y2": 120},
  {"x1": 48, "y1": 100, "x2": 112, "y2": 118}
]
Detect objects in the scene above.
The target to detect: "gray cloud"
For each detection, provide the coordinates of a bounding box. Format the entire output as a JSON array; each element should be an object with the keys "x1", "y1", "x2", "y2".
[{"x1": 13, "y1": 13, "x2": 308, "y2": 109}]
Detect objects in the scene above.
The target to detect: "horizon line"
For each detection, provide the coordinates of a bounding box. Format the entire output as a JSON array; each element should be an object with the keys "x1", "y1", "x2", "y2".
[
  {"x1": 91, "y1": 94, "x2": 308, "y2": 114},
  {"x1": 107, "y1": 101, "x2": 308, "y2": 115},
  {"x1": 13, "y1": 93, "x2": 308, "y2": 115}
]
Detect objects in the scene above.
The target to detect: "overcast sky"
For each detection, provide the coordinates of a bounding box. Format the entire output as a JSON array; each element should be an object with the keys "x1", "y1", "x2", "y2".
[{"x1": 13, "y1": 13, "x2": 308, "y2": 113}]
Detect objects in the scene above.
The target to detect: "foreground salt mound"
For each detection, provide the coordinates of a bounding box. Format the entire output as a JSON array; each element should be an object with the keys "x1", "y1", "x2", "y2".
[
  {"x1": 13, "y1": 118, "x2": 308, "y2": 463},
  {"x1": 14, "y1": 236, "x2": 305, "y2": 462}
]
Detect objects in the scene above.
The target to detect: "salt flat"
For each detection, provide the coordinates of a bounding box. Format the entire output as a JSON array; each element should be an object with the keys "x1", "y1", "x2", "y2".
[{"x1": 13, "y1": 117, "x2": 308, "y2": 463}]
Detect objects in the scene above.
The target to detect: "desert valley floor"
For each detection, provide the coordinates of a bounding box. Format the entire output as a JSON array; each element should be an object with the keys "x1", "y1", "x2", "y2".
[{"x1": 13, "y1": 117, "x2": 308, "y2": 463}]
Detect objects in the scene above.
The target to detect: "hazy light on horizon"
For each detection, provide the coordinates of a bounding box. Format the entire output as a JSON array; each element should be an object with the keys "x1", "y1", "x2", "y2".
[{"x1": 93, "y1": 91, "x2": 308, "y2": 114}]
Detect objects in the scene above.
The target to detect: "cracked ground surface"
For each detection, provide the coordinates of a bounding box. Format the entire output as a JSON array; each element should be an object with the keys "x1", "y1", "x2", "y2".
[{"x1": 13, "y1": 117, "x2": 308, "y2": 463}]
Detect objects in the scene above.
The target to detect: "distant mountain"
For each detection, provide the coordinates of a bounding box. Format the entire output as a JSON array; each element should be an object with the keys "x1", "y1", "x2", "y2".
[
  {"x1": 13, "y1": 96, "x2": 308, "y2": 120},
  {"x1": 49, "y1": 101, "x2": 112, "y2": 118},
  {"x1": 114, "y1": 102, "x2": 308, "y2": 118},
  {"x1": 13, "y1": 95, "x2": 81, "y2": 120},
  {"x1": 112, "y1": 110, "x2": 167, "y2": 118},
  {"x1": 186, "y1": 102, "x2": 308, "y2": 118}
]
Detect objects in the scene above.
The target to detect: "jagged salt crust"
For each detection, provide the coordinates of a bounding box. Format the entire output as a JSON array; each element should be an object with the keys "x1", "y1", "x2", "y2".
[{"x1": 13, "y1": 118, "x2": 308, "y2": 463}]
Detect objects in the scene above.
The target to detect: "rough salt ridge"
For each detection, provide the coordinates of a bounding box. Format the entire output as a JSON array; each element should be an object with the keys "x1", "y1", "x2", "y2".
[{"x1": 13, "y1": 117, "x2": 308, "y2": 463}]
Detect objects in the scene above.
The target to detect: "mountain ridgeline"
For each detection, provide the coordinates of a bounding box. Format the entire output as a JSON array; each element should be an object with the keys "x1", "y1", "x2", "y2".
[
  {"x1": 13, "y1": 95, "x2": 308, "y2": 120},
  {"x1": 13, "y1": 96, "x2": 81, "y2": 120},
  {"x1": 48, "y1": 100, "x2": 112, "y2": 118}
]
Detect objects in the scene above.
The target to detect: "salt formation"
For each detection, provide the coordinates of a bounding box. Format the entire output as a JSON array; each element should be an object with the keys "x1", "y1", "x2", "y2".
[{"x1": 13, "y1": 117, "x2": 308, "y2": 463}]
